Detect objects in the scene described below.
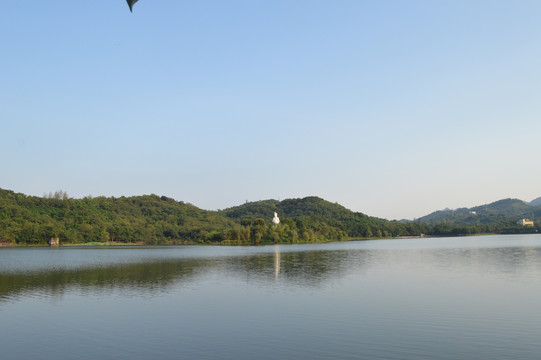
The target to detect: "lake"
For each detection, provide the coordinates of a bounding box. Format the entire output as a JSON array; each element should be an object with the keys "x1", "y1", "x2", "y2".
[{"x1": 1, "y1": 235, "x2": 541, "y2": 359}]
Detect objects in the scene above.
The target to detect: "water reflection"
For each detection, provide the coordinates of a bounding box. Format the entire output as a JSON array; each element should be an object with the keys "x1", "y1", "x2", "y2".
[
  {"x1": 275, "y1": 245, "x2": 280, "y2": 280},
  {"x1": 0, "y1": 260, "x2": 205, "y2": 302},
  {"x1": 217, "y1": 248, "x2": 356, "y2": 287},
  {"x1": 1, "y1": 237, "x2": 541, "y2": 304},
  {"x1": 0, "y1": 247, "x2": 357, "y2": 303}
]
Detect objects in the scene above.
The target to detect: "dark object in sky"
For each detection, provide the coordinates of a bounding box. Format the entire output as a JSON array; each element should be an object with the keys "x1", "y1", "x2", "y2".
[{"x1": 127, "y1": 0, "x2": 139, "y2": 12}]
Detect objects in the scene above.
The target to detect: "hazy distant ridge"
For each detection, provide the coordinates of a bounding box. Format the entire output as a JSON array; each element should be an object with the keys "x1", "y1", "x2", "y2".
[
  {"x1": 416, "y1": 198, "x2": 541, "y2": 225},
  {"x1": 529, "y1": 196, "x2": 541, "y2": 207}
]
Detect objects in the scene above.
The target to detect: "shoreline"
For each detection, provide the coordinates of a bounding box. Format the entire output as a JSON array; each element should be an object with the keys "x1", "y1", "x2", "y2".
[{"x1": 0, "y1": 233, "x2": 507, "y2": 248}]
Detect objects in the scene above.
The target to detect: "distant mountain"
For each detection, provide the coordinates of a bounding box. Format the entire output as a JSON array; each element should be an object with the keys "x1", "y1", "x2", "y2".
[
  {"x1": 470, "y1": 198, "x2": 533, "y2": 216},
  {"x1": 530, "y1": 196, "x2": 541, "y2": 207},
  {"x1": 417, "y1": 198, "x2": 540, "y2": 225}
]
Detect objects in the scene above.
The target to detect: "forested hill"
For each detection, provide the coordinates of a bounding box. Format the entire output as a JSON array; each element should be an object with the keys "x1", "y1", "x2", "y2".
[
  {"x1": 0, "y1": 189, "x2": 236, "y2": 245},
  {"x1": 220, "y1": 196, "x2": 397, "y2": 238},
  {"x1": 0, "y1": 189, "x2": 424, "y2": 245},
  {"x1": 222, "y1": 196, "x2": 367, "y2": 221},
  {"x1": 416, "y1": 198, "x2": 541, "y2": 225},
  {"x1": 1, "y1": 188, "x2": 539, "y2": 246}
]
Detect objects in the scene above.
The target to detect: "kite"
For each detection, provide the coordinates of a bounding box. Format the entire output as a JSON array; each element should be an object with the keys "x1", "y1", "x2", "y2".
[{"x1": 127, "y1": 0, "x2": 139, "y2": 12}]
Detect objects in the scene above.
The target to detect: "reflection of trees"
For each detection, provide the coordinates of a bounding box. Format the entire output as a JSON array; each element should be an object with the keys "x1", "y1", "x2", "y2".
[
  {"x1": 0, "y1": 248, "x2": 374, "y2": 302},
  {"x1": 0, "y1": 259, "x2": 207, "y2": 302},
  {"x1": 218, "y1": 248, "x2": 369, "y2": 287},
  {"x1": 2, "y1": 243, "x2": 538, "y2": 304}
]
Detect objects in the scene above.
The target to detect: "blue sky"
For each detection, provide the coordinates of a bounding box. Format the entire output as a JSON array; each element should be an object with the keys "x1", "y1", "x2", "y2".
[{"x1": 2, "y1": 0, "x2": 541, "y2": 219}]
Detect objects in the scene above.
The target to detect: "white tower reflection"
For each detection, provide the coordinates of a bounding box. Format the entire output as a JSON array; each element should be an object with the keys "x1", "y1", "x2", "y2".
[{"x1": 274, "y1": 245, "x2": 281, "y2": 280}]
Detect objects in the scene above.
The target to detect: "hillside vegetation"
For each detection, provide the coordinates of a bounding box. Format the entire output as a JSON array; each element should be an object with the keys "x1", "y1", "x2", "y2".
[
  {"x1": 0, "y1": 189, "x2": 235, "y2": 245},
  {"x1": 0, "y1": 189, "x2": 539, "y2": 246},
  {"x1": 416, "y1": 198, "x2": 541, "y2": 230},
  {"x1": 221, "y1": 196, "x2": 422, "y2": 239}
]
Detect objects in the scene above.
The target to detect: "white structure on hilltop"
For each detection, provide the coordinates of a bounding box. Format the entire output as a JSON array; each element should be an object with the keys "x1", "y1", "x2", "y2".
[{"x1": 272, "y1": 212, "x2": 280, "y2": 226}]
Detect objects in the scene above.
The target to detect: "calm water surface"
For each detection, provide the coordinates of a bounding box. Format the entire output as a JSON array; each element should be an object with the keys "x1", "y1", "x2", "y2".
[{"x1": 1, "y1": 235, "x2": 541, "y2": 359}]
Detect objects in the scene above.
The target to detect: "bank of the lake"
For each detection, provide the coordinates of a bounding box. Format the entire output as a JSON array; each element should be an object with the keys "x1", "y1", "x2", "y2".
[{"x1": 2, "y1": 233, "x2": 506, "y2": 247}]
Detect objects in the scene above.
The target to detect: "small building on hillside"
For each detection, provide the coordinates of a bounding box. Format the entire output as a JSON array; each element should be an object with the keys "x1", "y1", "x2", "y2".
[
  {"x1": 518, "y1": 219, "x2": 534, "y2": 227},
  {"x1": 48, "y1": 237, "x2": 60, "y2": 246}
]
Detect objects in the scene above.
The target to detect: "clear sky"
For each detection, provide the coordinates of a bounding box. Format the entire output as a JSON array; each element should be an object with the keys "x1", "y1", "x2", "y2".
[{"x1": 2, "y1": 0, "x2": 541, "y2": 220}]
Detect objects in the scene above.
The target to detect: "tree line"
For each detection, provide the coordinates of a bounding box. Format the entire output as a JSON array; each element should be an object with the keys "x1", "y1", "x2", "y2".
[{"x1": 0, "y1": 189, "x2": 538, "y2": 246}]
